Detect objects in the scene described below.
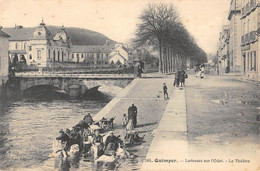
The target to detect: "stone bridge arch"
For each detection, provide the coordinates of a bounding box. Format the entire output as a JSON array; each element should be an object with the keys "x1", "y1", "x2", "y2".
[{"x1": 18, "y1": 77, "x2": 133, "y2": 97}]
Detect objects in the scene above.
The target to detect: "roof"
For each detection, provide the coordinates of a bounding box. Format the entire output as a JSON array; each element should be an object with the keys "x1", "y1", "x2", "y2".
[
  {"x1": 0, "y1": 30, "x2": 10, "y2": 38},
  {"x1": 121, "y1": 46, "x2": 130, "y2": 54},
  {"x1": 2, "y1": 27, "x2": 34, "y2": 40},
  {"x1": 2, "y1": 25, "x2": 113, "y2": 45},
  {"x1": 71, "y1": 44, "x2": 114, "y2": 53}
]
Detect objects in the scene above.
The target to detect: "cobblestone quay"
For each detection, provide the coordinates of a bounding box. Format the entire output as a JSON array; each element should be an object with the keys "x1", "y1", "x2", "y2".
[{"x1": 93, "y1": 73, "x2": 175, "y2": 170}]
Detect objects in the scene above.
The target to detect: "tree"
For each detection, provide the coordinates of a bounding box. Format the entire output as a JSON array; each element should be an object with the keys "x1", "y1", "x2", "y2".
[
  {"x1": 12, "y1": 54, "x2": 18, "y2": 66},
  {"x1": 134, "y1": 3, "x2": 207, "y2": 73},
  {"x1": 134, "y1": 3, "x2": 180, "y2": 73},
  {"x1": 20, "y1": 55, "x2": 27, "y2": 65}
]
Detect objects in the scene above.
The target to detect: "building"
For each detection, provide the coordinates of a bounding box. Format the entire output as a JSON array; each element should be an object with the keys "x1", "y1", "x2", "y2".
[
  {"x1": 217, "y1": 25, "x2": 230, "y2": 74},
  {"x1": 228, "y1": 0, "x2": 242, "y2": 73},
  {"x1": 71, "y1": 41, "x2": 115, "y2": 65},
  {"x1": 109, "y1": 43, "x2": 133, "y2": 65},
  {"x1": 0, "y1": 29, "x2": 10, "y2": 86},
  {"x1": 2, "y1": 20, "x2": 132, "y2": 69},
  {"x1": 3, "y1": 20, "x2": 71, "y2": 68},
  {"x1": 240, "y1": 0, "x2": 259, "y2": 81}
]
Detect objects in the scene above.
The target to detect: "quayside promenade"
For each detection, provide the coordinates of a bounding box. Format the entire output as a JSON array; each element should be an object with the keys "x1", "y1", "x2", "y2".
[{"x1": 93, "y1": 72, "x2": 260, "y2": 171}]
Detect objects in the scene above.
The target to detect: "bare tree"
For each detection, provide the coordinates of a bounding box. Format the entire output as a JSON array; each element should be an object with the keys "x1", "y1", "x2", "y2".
[{"x1": 134, "y1": 3, "x2": 207, "y2": 73}]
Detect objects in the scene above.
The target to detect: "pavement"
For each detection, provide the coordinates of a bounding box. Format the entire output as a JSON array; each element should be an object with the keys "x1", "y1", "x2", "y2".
[
  {"x1": 141, "y1": 84, "x2": 189, "y2": 171},
  {"x1": 141, "y1": 73, "x2": 260, "y2": 171},
  {"x1": 94, "y1": 72, "x2": 260, "y2": 171},
  {"x1": 94, "y1": 73, "x2": 175, "y2": 170}
]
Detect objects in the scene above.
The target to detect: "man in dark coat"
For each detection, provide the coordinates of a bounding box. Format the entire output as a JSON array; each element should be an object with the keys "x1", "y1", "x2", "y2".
[
  {"x1": 173, "y1": 70, "x2": 181, "y2": 87},
  {"x1": 180, "y1": 70, "x2": 187, "y2": 87},
  {"x1": 128, "y1": 102, "x2": 138, "y2": 128}
]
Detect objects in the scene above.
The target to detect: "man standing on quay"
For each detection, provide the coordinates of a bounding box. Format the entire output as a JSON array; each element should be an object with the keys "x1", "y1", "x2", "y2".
[{"x1": 128, "y1": 102, "x2": 138, "y2": 128}]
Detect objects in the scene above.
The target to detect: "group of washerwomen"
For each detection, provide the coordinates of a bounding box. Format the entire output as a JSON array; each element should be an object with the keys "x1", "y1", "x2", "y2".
[
  {"x1": 55, "y1": 102, "x2": 140, "y2": 159},
  {"x1": 56, "y1": 113, "x2": 123, "y2": 159}
]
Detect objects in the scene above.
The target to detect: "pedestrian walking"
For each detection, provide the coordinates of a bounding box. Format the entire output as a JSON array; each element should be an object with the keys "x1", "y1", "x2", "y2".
[
  {"x1": 200, "y1": 64, "x2": 205, "y2": 79},
  {"x1": 128, "y1": 102, "x2": 138, "y2": 128},
  {"x1": 163, "y1": 83, "x2": 169, "y2": 100},
  {"x1": 180, "y1": 70, "x2": 188, "y2": 87}
]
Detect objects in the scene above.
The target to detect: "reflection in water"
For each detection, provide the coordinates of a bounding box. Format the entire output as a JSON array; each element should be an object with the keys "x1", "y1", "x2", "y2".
[
  {"x1": 0, "y1": 86, "x2": 112, "y2": 170},
  {"x1": 0, "y1": 85, "x2": 141, "y2": 170}
]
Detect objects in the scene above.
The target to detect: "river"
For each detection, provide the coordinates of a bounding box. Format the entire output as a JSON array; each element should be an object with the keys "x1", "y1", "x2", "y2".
[{"x1": 0, "y1": 87, "x2": 113, "y2": 170}]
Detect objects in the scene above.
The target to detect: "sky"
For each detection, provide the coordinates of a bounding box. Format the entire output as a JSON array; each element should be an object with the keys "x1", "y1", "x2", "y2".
[{"x1": 0, "y1": 0, "x2": 230, "y2": 54}]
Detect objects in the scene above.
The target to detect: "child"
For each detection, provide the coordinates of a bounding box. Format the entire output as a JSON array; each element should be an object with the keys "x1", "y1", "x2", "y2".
[
  {"x1": 122, "y1": 113, "x2": 128, "y2": 127},
  {"x1": 163, "y1": 83, "x2": 169, "y2": 100},
  {"x1": 126, "y1": 119, "x2": 134, "y2": 130}
]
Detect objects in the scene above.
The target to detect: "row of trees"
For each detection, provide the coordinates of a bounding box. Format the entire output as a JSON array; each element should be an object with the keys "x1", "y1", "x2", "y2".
[{"x1": 134, "y1": 3, "x2": 207, "y2": 73}]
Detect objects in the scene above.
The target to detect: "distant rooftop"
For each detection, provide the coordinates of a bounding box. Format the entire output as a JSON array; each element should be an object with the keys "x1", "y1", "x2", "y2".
[
  {"x1": 2, "y1": 25, "x2": 113, "y2": 45},
  {"x1": 0, "y1": 29, "x2": 10, "y2": 38}
]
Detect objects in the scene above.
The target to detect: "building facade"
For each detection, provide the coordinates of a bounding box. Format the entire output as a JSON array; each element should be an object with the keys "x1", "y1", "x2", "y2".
[
  {"x1": 217, "y1": 25, "x2": 230, "y2": 74},
  {"x1": 3, "y1": 20, "x2": 132, "y2": 69},
  {"x1": 241, "y1": 0, "x2": 259, "y2": 81},
  {"x1": 0, "y1": 29, "x2": 10, "y2": 86},
  {"x1": 228, "y1": 0, "x2": 242, "y2": 73},
  {"x1": 109, "y1": 43, "x2": 133, "y2": 65}
]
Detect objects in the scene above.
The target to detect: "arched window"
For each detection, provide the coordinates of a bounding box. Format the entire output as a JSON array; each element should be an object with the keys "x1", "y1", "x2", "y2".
[
  {"x1": 37, "y1": 50, "x2": 41, "y2": 60},
  {"x1": 53, "y1": 50, "x2": 56, "y2": 61},
  {"x1": 76, "y1": 54, "x2": 79, "y2": 63},
  {"x1": 58, "y1": 51, "x2": 60, "y2": 62}
]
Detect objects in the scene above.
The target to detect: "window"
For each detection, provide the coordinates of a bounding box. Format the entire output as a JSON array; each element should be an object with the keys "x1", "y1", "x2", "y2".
[
  {"x1": 247, "y1": 52, "x2": 249, "y2": 71},
  {"x1": 250, "y1": 52, "x2": 252, "y2": 71},
  {"x1": 15, "y1": 43, "x2": 19, "y2": 50},
  {"x1": 81, "y1": 54, "x2": 84, "y2": 58},
  {"x1": 76, "y1": 54, "x2": 79, "y2": 63},
  {"x1": 243, "y1": 22, "x2": 245, "y2": 35},
  {"x1": 254, "y1": 52, "x2": 256, "y2": 71},
  {"x1": 72, "y1": 54, "x2": 74, "y2": 59},
  {"x1": 252, "y1": 51, "x2": 256, "y2": 71},
  {"x1": 62, "y1": 51, "x2": 64, "y2": 62},
  {"x1": 29, "y1": 46, "x2": 32, "y2": 51},
  {"x1": 58, "y1": 51, "x2": 60, "y2": 62},
  {"x1": 37, "y1": 50, "x2": 41, "y2": 60},
  {"x1": 48, "y1": 49, "x2": 51, "y2": 59},
  {"x1": 24, "y1": 43, "x2": 26, "y2": 50},
  {"x1": 248, "y1": 19, "x2": 250, "y2": 33},
  {"x1": 53, "y1": 50, "x2": 56, "y2": 61},
  {"x1": 29, "y1": 54, "x2": 32, "y2": 60}
]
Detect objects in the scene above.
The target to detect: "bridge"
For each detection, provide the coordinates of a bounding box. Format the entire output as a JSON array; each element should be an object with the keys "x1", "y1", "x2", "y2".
[{"x1": 13, "y1": 72, "x2": 135, "y2": 97}]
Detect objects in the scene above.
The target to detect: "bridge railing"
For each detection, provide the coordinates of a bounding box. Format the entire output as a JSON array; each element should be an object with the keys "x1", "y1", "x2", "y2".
[
  {"x1": 15, "y1": 66, "x2": 135, "y2": 76},
  {"x1": 15, "y1": 70, "x2": 135, "y2": 79}
]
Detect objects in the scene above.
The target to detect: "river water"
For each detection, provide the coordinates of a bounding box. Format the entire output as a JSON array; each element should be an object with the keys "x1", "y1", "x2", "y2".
[{"x1": 0, "y1": 88, "x2": 113, "y2": 170}]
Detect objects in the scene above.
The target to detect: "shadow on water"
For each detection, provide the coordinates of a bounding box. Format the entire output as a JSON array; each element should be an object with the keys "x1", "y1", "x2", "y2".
[{"x1": 22, "y1": 85, "x2": 112, "y2": 103}]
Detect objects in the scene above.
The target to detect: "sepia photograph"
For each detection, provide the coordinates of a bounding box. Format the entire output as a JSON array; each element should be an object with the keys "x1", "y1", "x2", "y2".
[{"x1": 0, "y1": 0, "x2": 259, "y2": 170}]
